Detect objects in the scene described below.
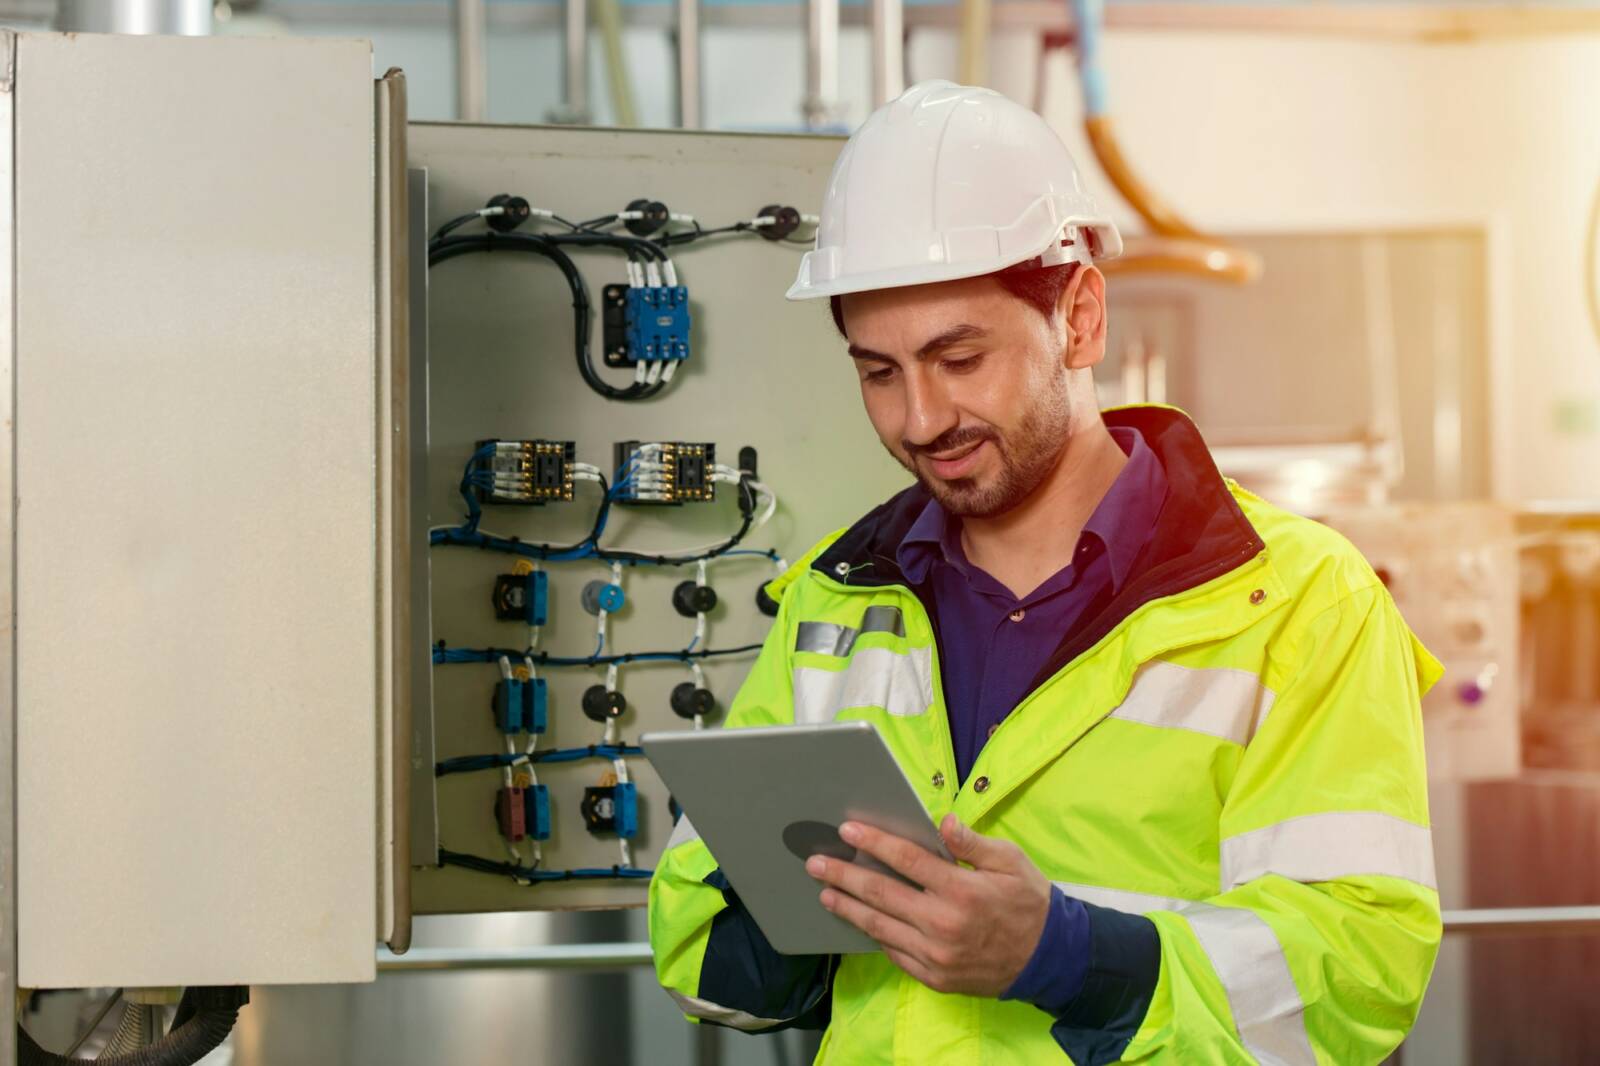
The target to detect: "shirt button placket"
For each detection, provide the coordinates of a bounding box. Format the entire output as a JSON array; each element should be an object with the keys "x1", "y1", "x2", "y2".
[{"x1": 1008, "y1": 608, "x2": 1025, "y2": 623}]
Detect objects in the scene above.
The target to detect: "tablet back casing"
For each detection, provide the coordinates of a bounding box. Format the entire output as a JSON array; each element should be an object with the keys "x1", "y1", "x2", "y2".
[{"x1": 643, "y1": 721, "x2": 949, "y2": 955}]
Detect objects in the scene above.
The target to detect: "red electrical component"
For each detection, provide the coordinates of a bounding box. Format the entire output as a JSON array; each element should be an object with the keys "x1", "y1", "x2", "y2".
[{"x1": 496, "y1": 786, "x2": 527, "y2": 842}]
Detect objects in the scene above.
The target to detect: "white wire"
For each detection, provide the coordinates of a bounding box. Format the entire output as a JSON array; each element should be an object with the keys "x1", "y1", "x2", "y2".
[
  {"x1": 646, "y1": 360, "x2": 665, "y2": 385},
  {"x1": 644, "y1": 260, "x2": 663, "y2": 287},
  {"x1": 616, "y1": 751, "x2": 635, "y2": 868},
  {"x1": 692, "y1": 559, "x2": 709, "y2": 647},
  {"x1": 662, "y1": 361, "x2": 679, "y2": 383},
  {"x1": 663, "y1": 259, "x2": 679, "y2": 286}
]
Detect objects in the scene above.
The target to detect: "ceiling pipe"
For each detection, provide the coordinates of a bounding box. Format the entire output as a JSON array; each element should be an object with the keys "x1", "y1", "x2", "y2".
[{"x1": 57, "y1": 0, "x2": 212, "y2": 34}]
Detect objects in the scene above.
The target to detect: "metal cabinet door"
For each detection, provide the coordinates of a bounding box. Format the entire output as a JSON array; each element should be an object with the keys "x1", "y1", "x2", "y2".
[{"x1": 10, "y1": 31, "x2": 389, "y2": 989}]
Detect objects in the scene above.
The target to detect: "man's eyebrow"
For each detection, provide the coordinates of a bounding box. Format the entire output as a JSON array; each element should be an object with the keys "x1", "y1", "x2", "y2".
[
  {"x1": 846, "y1": 324, "x2": 988, "y2": 364},
  {"x1": 915, "y1": 324, "x2": 987, "y2": 360},
  {"x1": 847, "y1": 344, "x2": 892, "y2": 362}
]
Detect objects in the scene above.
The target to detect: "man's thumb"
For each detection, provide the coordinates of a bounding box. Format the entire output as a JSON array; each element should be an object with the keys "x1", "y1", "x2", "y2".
[{"x1": 940, "y1": 814, "x2": 1000, "y2": 866}]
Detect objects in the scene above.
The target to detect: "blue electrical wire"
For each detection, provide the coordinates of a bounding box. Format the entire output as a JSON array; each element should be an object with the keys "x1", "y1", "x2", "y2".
[
  {"x1": 432, "y1": 642, "x2": 763, "y2": 668},
  {"x1": 437, "y1": 848, "x2": 653, "y2": 884},
  {"x1": 435, "y1": 744, "x2": 645, "y2": 778}
]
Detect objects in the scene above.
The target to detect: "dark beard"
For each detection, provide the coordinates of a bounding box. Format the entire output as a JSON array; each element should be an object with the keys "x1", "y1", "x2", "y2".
[{"x1": 893, "y1": 393, "x2": 1073, "y2": 519}]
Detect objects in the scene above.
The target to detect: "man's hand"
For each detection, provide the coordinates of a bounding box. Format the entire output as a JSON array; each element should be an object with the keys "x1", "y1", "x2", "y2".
[{"x1": 805, "y1": 813, "x2": 1052, "y2": 996}]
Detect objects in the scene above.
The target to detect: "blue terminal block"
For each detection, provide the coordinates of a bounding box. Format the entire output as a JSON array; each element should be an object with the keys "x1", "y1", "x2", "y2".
[
  {"x1": 524, "y1": 784, "x2": 552, "y2": 841},
  {"x1": 624, "y1": 285, "x2": 691, "y2": 365},
  {"x1": 526, "y1": 677, "x2": 548, "y2": 734},
  {"x1": 526, "y1": 570, "x2": 549, "y2": 626},
  {"x1": 493, "y1": 679, "x2": 522, "y2": 734},
  {"x1": 614, "y1": 782, "x2": 639, "y2": 839},
  {"x1": 493, "y1": 678, "x2": 548, "y2": 735}
]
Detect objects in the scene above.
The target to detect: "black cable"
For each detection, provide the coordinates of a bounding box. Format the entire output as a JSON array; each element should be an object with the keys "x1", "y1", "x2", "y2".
[
  {"x1": 18, "y1": 987, "x2": 248, "y2": 1066},
  {"x1": 428, "y1": 231, "x2": 662, "y2": 402},
  {"x1": 653, "y1": 221, "x2": 754, "y2": 249},
  {"x1": 432, "y1": 211, "x2": 487, "y2": 242},
  {"x1": 541, "y1": 230, "x2": 669, "y2": 263},
  {"x1": 594, "y1": 476, "x2": 759, "y2": 566}
]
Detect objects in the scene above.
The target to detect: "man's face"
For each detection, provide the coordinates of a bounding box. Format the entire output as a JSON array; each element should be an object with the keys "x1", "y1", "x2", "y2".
[{"x1": 839, "y1": 273, "x2": 1098, "y2": 518}]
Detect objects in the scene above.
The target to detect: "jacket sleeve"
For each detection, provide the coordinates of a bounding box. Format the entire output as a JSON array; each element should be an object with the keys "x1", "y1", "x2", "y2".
[
  {"x1": 1090, "y1": 582, "x2": 1444, "y2": 1065},
  {"x1": 647, "y1": 581, "x2": 835, "y2": 1032}
]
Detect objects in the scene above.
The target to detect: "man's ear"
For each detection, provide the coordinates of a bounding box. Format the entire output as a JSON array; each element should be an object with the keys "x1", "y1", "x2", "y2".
[{"x1": 1060, "y1": 265, "x2": 1107, "y2": 372}]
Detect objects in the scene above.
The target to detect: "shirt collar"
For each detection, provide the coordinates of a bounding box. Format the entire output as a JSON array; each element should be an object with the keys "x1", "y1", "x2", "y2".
[
  {"x1": 894, "y1": 423, "x2": 1167, "y2": 591},
  {"x1": 1088, "y1": 425, "x2": 1167, "y2": 589},
  {"x1": 895, "y1": 494, "x2": 951, "y2": 585}
]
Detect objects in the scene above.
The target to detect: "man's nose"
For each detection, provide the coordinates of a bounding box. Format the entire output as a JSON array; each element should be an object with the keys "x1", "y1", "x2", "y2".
[{"x1": 901, "y1": 369, "x2": 957, "y2": 449}]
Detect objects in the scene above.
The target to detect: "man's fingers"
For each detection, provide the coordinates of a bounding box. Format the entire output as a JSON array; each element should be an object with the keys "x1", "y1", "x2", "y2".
[
  {"x1": 939, "y1": 814, "x2": 1022, "y2": 871},
  {"x1": 882, "y1": 946, "x2": 944, "y2": 992},
  {"x1": 807, "y1": 853, "x2": 928, "y2": 924},
  {"x1": 841, "y1": 821, "x2": 964, "y2": 891},
  {"x1": 820, "y1": 887, "x2": 931, "y2": 961}
]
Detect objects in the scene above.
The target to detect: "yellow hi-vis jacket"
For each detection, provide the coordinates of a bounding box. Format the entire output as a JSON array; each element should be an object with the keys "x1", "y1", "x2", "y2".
[{"x1": 649, "y1": 406, "x2": 1444, "y2": 1065}]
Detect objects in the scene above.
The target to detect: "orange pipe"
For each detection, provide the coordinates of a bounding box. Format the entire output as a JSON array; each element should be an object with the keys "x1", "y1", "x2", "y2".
[
  {"x1": 1085, "y1": 114, "x2": 1262, "y2": 283},
  {"x1": 1101, "y1": 235, "x2": 1261, "y2": 285}
]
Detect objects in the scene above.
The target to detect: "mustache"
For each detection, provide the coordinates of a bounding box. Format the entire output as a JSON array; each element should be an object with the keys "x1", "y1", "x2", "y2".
[{"x1": 902, "y1": 425, "x2": 999, "y2": 459}]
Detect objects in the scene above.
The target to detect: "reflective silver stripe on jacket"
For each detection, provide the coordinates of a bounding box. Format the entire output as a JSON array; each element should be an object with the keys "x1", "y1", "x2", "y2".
[
  {"x1": 664, "y1": 988, "x2": 786, "y2": 1032},
  {"x1": 1180, "y1": 904, "x2": 1317, "y2": 1066},
  {"x1": 1052, "y1": 881, "x2": 1192, "y2": 915},
  {"x1": 795, "y1": 605, "x2": 907, "y2": 657},
  {"x1": 793, "y1": 645, "x2": 934, "y2": 722},
  {"x1": 1107, "y1": 660, "x2": 1276, "y2": 746},
  {"x1": 1221, "y1": 811, "x2": 1437, "y2": 892}
]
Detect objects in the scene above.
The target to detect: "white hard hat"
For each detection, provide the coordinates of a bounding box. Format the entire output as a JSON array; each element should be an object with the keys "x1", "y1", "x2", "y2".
[{"x1": 787, "y1": 80, "x2": 1122, "y2": 301}]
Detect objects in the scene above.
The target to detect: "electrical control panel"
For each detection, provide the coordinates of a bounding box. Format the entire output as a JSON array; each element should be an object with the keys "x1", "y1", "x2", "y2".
[{"x1": 411, "y1": 122, "x2": 912, "y2": 914}]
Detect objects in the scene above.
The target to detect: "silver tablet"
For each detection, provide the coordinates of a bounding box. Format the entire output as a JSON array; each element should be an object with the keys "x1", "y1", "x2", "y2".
[{"x1": 642, "y1": 720, "x2": 951, "y2": 955}]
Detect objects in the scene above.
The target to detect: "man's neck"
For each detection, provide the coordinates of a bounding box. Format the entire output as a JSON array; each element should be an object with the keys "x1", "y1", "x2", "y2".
[{"x1": 958, "y1": 416, "x2": 1127, "y2": 600}]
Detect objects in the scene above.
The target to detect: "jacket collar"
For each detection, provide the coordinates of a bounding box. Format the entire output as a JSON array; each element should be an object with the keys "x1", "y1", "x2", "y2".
[{"x1": 813, "y1": 405, "x2": 1261, "y2": 599}]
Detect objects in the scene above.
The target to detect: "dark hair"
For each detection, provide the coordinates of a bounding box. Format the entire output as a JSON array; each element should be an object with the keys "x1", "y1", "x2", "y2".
[{"x1": 827, "y1": 262, "x2": 1079, "y2": 337}]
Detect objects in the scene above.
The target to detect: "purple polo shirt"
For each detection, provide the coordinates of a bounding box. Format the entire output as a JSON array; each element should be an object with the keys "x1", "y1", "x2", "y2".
[
  {"x1": 894, "y1": 424, "x2": 1167, "y2": 1017},
  {"x1": 895, "y1": 425, "x2": 1167, "y2": 783}
]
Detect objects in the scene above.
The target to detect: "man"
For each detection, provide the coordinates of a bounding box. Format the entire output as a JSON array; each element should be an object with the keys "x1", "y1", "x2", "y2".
[{"x1": 649, "y1": 81, "x2": 1442, "y2": 1064}]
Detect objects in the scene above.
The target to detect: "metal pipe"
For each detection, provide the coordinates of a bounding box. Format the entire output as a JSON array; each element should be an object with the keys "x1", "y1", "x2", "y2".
[
  {"x1": 376, "y1": 942, "x2": 653, "y2": 973},
  {"x1": 57, "y1": 0, "x2": 210, "y2": 34},
  {"x1": 1441, "y1": 907, "x2": 1600, "y2": 936},
  {"x1": 957, "y1": 0, "x2": 989, "y2": 85},
  {"x1": 869, "y1": 0, "x2": 904, "y2": 107},
  {"x1": 562, "y1": 0, "x2": 591, "y2": 124},
  {"x1": 804, "y1": 0, "x2": 839, "y2": 128},
  {"x1": 593, "y1": 0, "x2": 637, "y2": 126},
  {"x1": 676, "y1": 0, "x2": 702, "y2": 128},
  {"x1": 375, "y1": 909, "x2": 1600, "y2": 973},
  {"x1": 453, "y1": 0, "x2": 487, "y2": 122}
]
